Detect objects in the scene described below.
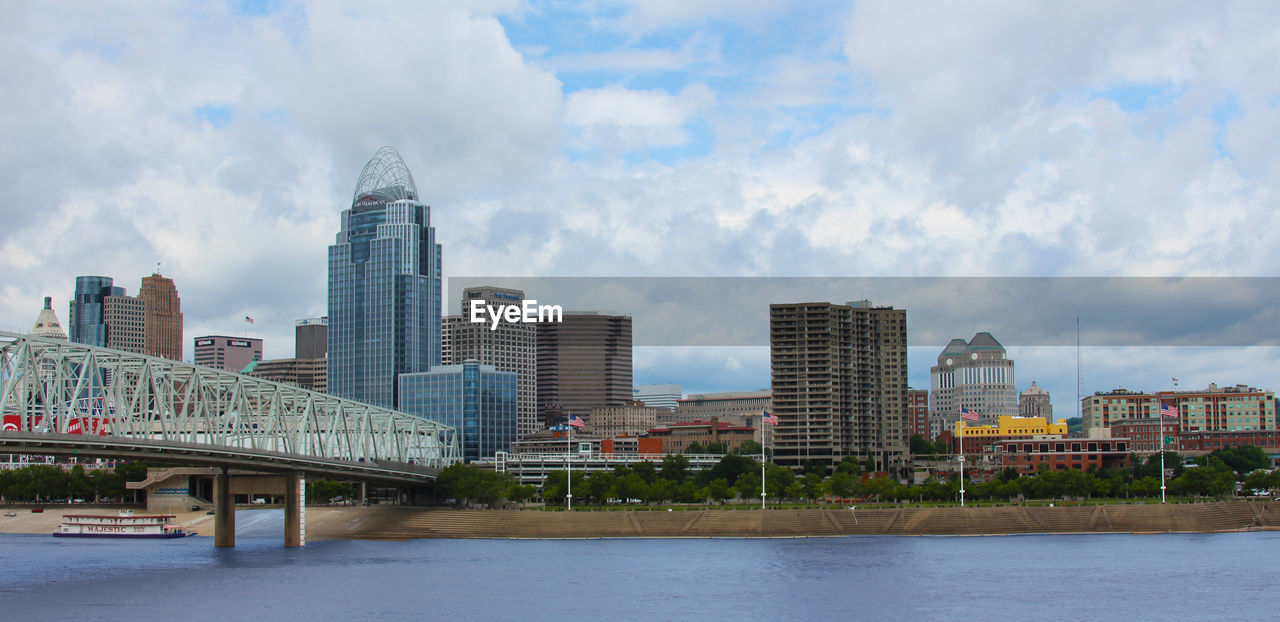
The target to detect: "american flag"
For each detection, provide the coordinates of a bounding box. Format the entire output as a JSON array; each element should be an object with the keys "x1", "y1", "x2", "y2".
[
  {"x1": 245, "y1": 315, "x2": 255, "y2": 324},
  {"x1": 567, "y1": 415, "x2": 585, "y2": 428},
  {"x1": 1160, "y1": 403, "x2": 1180, "y2": 418},
  {"x1": 761, "y1": 409, "x2": 778, "y2": 425},
  {"x1": 961, "y1": 407, "x2": 979, "y2": 422}
]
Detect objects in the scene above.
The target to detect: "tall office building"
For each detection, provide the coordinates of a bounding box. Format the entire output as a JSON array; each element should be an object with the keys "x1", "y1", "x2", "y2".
[
  {"x1": 327, "y1": 147, "x2": 441, "y2": 409},
  {"x1": 632, "y1": 384, "x2": 682, "y2": 411},
  {"x1": 399, "y1": 360, "x2": 517, "y2": 461},
  {"x1": 139, "y1": 272, "x2": 183, "y2": 360},
  {"x1": 929, "y1": 332, "x2": 1016, "y2": 436},
  {"x1": 442, "y1": 286, "x2": 538, "y2": 439},
  {"x1": 536, "y1": 311, "x2": 632, "y2": 419},
  {"x1": 69, "y1": 275, "x2": 145, "y2": 354},
  {"x1": 1019, "y1": 381, "x2": 1053, "y2": 421},
  {"x1": 295, "y1": 317, "x2": 328, "y2": 360},
  {"x1": 31, "y1": 297, "x2": 67, "y2": 339},
  {"x1": 769, "y1": 300, "x2": 908, "y2": 471},
  {"x1": 194, "y1": 335, "x2": 263, "y2": 372}
]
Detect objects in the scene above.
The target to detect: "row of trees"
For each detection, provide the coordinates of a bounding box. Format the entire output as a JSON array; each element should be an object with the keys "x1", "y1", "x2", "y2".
[{"x1": 0, "y1": 463, "x2": 138, "y2": 502}]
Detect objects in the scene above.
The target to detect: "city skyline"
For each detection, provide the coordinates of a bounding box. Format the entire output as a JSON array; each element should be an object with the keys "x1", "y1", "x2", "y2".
[{"x1": 3, "y1": 2, "x2": 1280, "y2": 414}]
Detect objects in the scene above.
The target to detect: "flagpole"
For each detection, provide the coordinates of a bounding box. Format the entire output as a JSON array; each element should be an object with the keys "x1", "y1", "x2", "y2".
[{"x1": 567, "y1": 423, "x2": 573, "y2": 511}]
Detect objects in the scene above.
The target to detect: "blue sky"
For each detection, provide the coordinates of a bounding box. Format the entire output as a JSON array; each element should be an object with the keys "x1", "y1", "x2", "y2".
[{"x1": 3, "y1": 1, "x2": 1280, "y2": 416}]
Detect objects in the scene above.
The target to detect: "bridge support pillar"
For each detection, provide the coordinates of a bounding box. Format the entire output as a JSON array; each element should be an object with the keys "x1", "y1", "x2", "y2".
[
  {"x1": 285, "y1": 472, "x2": 305, "y2": 547},
  {"x1": 214, "y1": 470, "x2": 235, "y2": 548}
]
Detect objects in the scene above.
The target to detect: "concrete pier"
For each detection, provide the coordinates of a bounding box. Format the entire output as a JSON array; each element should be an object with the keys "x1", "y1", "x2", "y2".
[
  {"x1": 285, "y1": 473, "x2": 305, "y2": 547},
  {"x1": 214, "y1": 470, "x2": 235, "y2": 548}
]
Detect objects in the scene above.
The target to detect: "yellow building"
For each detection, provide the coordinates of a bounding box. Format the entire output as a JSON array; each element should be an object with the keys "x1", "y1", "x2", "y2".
[{"x1": 955, "y1": 416, "x2": 1067, "y2": 455}]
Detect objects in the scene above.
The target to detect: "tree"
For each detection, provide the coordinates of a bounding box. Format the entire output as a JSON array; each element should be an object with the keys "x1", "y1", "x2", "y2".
[
  {"x1": 909, "y1": 434, "x2": 935, "y2": 456},
  {"x1": 836, "y1": 456, "x2": 862, "y2": 477},
  {"x1": 734, "y1": 440, "x2": 763, "y2": 456},
  {"x1": 582, "y1": 471, "x2": 617, "y2": 504},
  {"x1": 702, "y1": 454, "x2": 757, "y2": 487},
  {"x1": 704, "y1": 479, "x2": 733, "y2": 504},
  {"x1": 684, "y1": 442, "x2": 706, "y2": 454},
  {"x1": 799, "y1": 472, "x2": 825, "y2": 501},
  {"x1": 1206, "y1": 445, "x2": 1269, "y2": 475},
  {"x1": 735, "y1": 472, "x2": 762, "y2": 501},
  {"x1": 631, "y1": 461, "x2": 658, "y2": 484},
  {"x1": 660, "y1": 454, "x2": 690, "y2": 483},
  {"x1": 703, "y1": 441, "x2": 729, "y2": 455},
  {"x1": 827, "y1": 472, "x2": 856, "y2": 499},
  {"x1": 764, "y1": 464, "x2": 794, "y2": 500},
  {"x1": 614, "y1": 473, "x2": 649, "y2": 503}
]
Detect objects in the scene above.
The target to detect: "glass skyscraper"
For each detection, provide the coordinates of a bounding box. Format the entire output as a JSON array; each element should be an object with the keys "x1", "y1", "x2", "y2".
[
  {"x1": 399, "y1": 360, "x2": 517, "y2": 461},
  {"x1": 69, "y1": 276, "x2": 122, "y2": 347},
  {"x1": 328, "y1": 147, "x2": 442, "y2": 408}
]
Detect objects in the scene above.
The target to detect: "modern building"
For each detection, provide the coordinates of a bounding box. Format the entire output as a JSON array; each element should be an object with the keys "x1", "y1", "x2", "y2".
[
  {"x1": 908, "y1": 388, "x2": 930, "y2": 439},
  {"x1": 929, "y1": 332, "x2": 1016, "y2": 435},
  {"x1": 536, "y1": 311, "x2": 632, "y2": 419},
  {"x1": 194, "y1": 335, "x2": 263, "y2": 372},
  {"x1": 139, "y1": 272, "x2": 182, "y2": 360},
  {"x1": 399, "y1": 360, "x2": 517, "y2": 462},
  {"x1": 1019, "y1": 381, "x2": 1053, "y2": 421},
  {"x1": 328, "y1": 147, "x2": 441, "y2": 409},
  {"x1": 31, "y1": 297, "x2": 67, "y2": 339},
  {"x1": 69, "y1": 276, "x2": 144, "y2": 353},
  {"x1": 1082, "y1": 384, "x2": 1276, "y2": 433},
  {"x1": 632, "y1": 384, "x2": 682, "y2": 411},
  {"x1": 295, "y1": 317, "x2": 328, "y2": 360},
  {"x1": 443, "y1": 286, "x2": 538, "y2": 440},
  {"x1": 769, "y1": 300, "x2": 908, "y2": 471},
  {"x1": 586, "y1": 401, "x2": 660, "y2": 438}
]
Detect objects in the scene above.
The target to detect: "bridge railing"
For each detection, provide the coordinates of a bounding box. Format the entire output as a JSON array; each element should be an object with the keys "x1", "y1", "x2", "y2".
[{"x1": 0, "y1": 332, "x2": 459, "y2": 467}]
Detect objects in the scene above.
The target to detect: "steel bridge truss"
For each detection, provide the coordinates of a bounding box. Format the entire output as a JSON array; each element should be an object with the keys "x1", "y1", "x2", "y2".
[{"x1": 0, "y1": 332, "x2": 459, "y2": 468}]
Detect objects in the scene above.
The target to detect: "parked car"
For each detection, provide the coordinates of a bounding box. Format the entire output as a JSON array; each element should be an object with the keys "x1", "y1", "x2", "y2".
[
  {"x1": 31, "y1": 507, "x2": 44, "y2": 513},
  {"x1": 3, "y1": 511, "x2": 16, "y2": 517}
]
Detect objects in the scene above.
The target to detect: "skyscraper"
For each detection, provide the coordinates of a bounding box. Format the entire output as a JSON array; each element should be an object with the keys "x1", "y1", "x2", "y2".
[
  {"x1": 69, "y1": 276, "x2": 144, "y2": 354},
  {"x1": 31, "y1": 297, "x2": 67, "y2": 339},
  {"x1": 769, "y1": 300, "x2": 908, "y2": 471},
  {"x1": 536, "y1": 311, "x2": 632, "y2": 420},
  {"x1": 327, "y1": 147, "x2": 441, "y2": 409},
  {"x1": 399, "y1": 360, "x2": 516, "y2": 462},
  {"x1": 929, "y1": 332, "x2": 1016, "y2": 436},
  {"x1": 139, "y1": 272, "x2": 183, "y2": 360},
  {"x1": 442, "y1": 286, "x2": 538, "y2": 439}
]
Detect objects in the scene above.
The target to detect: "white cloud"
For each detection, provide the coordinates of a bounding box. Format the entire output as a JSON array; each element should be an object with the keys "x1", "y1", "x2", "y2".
[{"x1": 566, "y1": 83, "x2": 714, "y2": 153}]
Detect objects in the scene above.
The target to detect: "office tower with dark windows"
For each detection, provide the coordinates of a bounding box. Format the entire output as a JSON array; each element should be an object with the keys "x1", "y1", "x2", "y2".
[
  {"x1": 194, "y1": 335, "x2": 263, "y2": 373},
  {"x1": 770, "y1": 301, "x2": 908, "y2": 471},
  {"x1": 69, "y1": 276, "x2": 145, "y2": 354},
  {"x1": 327, "y1": 147, "x2": 441, "y2": 409},
  {"x1": 443, "y1": 286, "x2": 538, "y2": 439},
  {"x1": 399, "y1": 360, "x2": 516, "y2": 462},
  {"x1": 295, "y1": 317, "x2": 328, "y2": 360},
  {"x1": 139, "y1": 272, "x2": 183, "y2": 360},
  {"x1": 536, "y1": 311, "x2": 632, "y2": 420}
]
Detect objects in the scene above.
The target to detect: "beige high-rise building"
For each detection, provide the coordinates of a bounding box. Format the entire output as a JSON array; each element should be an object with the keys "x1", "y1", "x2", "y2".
[
  {"x1": 769, "y1": 300, "x2": 908, "y2": 471},
  {"x1": 1019, "y1": 381, "x2": 1053, "y2": 421},
  {"x1": 31, "y1": 296, "x2": 67, "y2": 339},
  {"x1": 102, "y1": 295, "x2": 145, "y2": 354},
  {"x1": 586, "y1": 401, "x2": 659, "y2": 438},
  {"x1": 139, "y1": 273, "x2": 183, "y2": 360},
  {"x1": 443, "y1": 286, "x2": 539, "y2": 439}
]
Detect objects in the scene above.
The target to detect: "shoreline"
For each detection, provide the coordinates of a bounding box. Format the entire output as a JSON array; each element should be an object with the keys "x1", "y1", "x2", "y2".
[{"x1": 3, "y1": 500, "x2": 1275, "y2": 540}]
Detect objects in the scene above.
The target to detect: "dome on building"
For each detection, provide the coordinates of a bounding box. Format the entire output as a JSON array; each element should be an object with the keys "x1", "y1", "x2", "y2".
[
  {"x1": 31, "y1": 296, "x2": 67, "y2": 339},
  {"x1": 352, "y1": 146, "x2": 418, "y2": 203}
]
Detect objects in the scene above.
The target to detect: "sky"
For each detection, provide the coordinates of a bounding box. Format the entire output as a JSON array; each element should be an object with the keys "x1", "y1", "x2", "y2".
[{"x1": 3, "y1": 1, "x2": 1280, "y2": 417}]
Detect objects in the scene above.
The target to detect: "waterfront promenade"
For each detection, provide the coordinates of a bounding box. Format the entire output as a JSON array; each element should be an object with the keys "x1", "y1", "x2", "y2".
[{"x1": 7, "y1": 501, "x2": 1275, "y2": 539}]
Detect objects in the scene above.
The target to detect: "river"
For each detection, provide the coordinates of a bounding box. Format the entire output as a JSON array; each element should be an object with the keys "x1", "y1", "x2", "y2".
[{"x1": 0, "y1": 529, "x2": 1273, "y2": 620}]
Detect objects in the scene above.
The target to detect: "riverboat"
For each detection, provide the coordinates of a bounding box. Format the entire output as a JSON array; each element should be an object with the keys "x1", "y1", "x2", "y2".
[{"x1": 53, "y1": 510, "x2": 194, "y2": 538}]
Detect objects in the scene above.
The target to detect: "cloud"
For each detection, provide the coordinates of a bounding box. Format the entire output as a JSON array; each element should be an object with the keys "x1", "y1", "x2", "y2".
[{"x1": 566, "y1": 83, "x2": 715, "y2": 153}]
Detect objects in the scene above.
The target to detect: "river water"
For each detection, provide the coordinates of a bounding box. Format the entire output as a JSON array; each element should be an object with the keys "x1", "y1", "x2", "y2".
[{"x1": 1, "y1": 527, "x2": 1273, "y2": 620}]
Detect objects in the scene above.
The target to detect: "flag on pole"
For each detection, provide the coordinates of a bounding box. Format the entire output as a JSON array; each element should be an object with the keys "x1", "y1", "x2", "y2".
[
  {"x1": 245, "y1": 315, "x2": 255, "y2": 325},
  {"x1": 1160, "y1": 403, "x2": 1179, "y2": 418},
  {"x1": 961, "y1": 407, "x2": 979, "y2": 422},
  {"x1": 1171, "y1": 377, "x2": 1179, "y2": 386},
  {"x1": 567, "y1": 415, "x2": 585, "y2": 428},
  {"x1": 761, "y1": 409, "x2": 778, "y2": 425}
]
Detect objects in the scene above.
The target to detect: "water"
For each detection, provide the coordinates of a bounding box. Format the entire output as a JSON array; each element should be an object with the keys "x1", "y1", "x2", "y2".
[{"x1": 1, "y1": 530, "x2": 1274, "y2": 620}]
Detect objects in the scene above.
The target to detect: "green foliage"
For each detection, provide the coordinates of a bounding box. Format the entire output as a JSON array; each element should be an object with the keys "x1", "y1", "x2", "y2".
[
  {"x1": 684, "y1": 442, "x2": 706, "y2": 454},
  {"x1": 438, "y1": 463, "x2": 521, "y2": 507},
  {"x1": 660, "y1": 454, "x2": 690, "y2": 482},
  {"x1": 836, "y1": 456, "x2": 862, "y2": 476},
  {"x1": 1064, "y1": 417, "x2": 1083, "y2": 435},
  {"x1": 1203, "y1": 445, "x2": 1270, "y2": 475},
  {"x1": 909, "y1": 434, "x2": 935, "y2": 456},
  {"x1": 827, "y1": 472, "x2": 856, "y2": 498},
  {"x1": 307, "y1": 479, "x2": 357, "y2": 503},
  {"x1": 734, "y1": 440, "x2": 763, "y2": 456},
  {"x1": 703, "y1": 441, "x2": 729, "y2": 455}
]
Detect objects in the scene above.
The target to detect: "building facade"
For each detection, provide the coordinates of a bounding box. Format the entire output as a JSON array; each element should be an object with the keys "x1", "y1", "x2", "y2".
[
  {"x1": 295, "y1": 317, "x2": 328, "y2": 360},
  {"x1": 443, "y1": 286, "x2": 538, "y2": 440},
  {"x1": 399, "y1": 360, "x2": 517, "y2": 462},
  {"x1": 929, "y1": 332, "x2": 1016, "y2": 435},
  {"x1": 139, "y1": 272, "x2": 182, "y2": 360},
  {"x1": 328, "y1": 147, "x2": 441, "y2": 409},
  {"x1": 1019, "y1": 381, "x2": 1053, "y2": 421},
  {"x1": 586, "y1": 401, "x2": 660, "y2": 438},
  {"x1": 1109, "y1": 418, "x2": 1182, "y2": 453},
  {"x1": 1082, "y1": 384, "x2": 1275, "y2": 433},
  {"x1": 31, "y1": 297, "x2": 67, "y2": 339},
  {"x1": 194, "y1": 336, "x2": 263, "y2": 372},
  {"x1": 536, "y1": 311, "x2": 632, "y2": 419},
  {"x1": 645, "y1": 418, "x2": 757, "y2": 454},
  {"x1": 247, "y1": 358, "x2": 328, "y2": 393},
  {"x1": 632, "y1": 384, "x2": 682, "y2": 411},
  {"x1": 955, "y1": 415, "x2": 1069, "y2": 456},
  {"x1": 101, "y1": 296, "x2": 145, "y2": 354},
  {"x1": 908, "y1": 388, "x2": 930, "y2": 439},
  {"x1": 769, "y1": 300, "x2": 908, "y2": 470}
]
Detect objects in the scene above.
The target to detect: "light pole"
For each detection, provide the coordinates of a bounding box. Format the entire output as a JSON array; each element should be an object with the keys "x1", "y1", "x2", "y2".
[{"x1": 958, "y1": 455, "x2": 966, "y2": 508}]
